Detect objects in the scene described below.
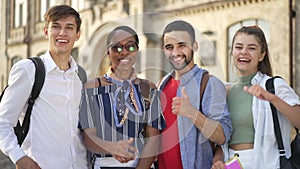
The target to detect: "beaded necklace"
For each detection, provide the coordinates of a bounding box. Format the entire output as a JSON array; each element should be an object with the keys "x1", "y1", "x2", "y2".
[{"x1": 104, "y1": 67, "x2": 142, "y2": 127}]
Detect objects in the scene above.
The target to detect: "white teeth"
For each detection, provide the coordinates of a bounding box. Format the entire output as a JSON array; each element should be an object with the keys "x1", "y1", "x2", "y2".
[
  {"x1": 57, "y1": 39, "x2": 68, "y2": 43},
  {"x1": 120, "y1": 59, "x2": 130, "y2": 63},
  {"x1": 239, "y1": 58, "x2": 250, "y2": 62},
  {"x1": 173, "y1": 57, "x2": 183, "y2": 62}
]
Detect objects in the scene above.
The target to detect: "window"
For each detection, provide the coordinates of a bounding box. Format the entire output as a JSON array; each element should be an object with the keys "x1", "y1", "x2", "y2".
[
  {"x1": 227, "y1": 19, "x2": 269, "y2": 82},
  {"x1": 199, "y1": 40, "x2": 216, "y2": 66},
  {"x1": 14, "y1": 0, "x2": 27, "y2": 27},
  {"x1": 40, "y1": 0, "x2": 53, "y2": 21},
  {"x1": 71, "y1": 0, "x2": 85, "y2": 11}
]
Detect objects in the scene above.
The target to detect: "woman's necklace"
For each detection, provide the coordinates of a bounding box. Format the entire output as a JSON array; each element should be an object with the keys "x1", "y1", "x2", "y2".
[
  {"x1": 129, "y1": 83, "x2": 140, "y2": 112},
  {"x1": 120, "y1": 83, "x2": 140, "y2": 125},
  {"x1": 104, "y1": 69, "x2": 142, "y2": 127}
]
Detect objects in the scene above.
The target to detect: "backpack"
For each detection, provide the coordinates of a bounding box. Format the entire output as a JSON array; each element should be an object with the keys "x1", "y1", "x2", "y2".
[
  {"x1": 0, "y1": 57, "x2": 87, "y2": 146},
  {"x1": 266, "y1": 76, "x2": 300, "y2": 169}
]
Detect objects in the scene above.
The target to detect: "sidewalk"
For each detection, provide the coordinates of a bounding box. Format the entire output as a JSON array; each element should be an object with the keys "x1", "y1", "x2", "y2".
[{"x1": 0, "y1": 151, "x2": 14, "y2": 169}]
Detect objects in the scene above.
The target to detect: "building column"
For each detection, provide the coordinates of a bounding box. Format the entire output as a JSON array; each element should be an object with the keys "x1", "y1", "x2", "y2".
[{"x1": 295, "y1": 0, "x2": 300, "y2": 95}]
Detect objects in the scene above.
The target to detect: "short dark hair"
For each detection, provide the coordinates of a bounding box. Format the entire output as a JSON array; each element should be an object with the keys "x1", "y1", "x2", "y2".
[
  {"x1": 161, "y1": 20, "x2": 196, "y2": 47},
  {"x1": 44, "y1": 4, "x2": 82, "y2": 32},
  {"x1": 106, "y1": 26, "x2": 139, "y2": 46},
  {"x1": 231, "y1": 26, "x2": 273, "y2": 76}
]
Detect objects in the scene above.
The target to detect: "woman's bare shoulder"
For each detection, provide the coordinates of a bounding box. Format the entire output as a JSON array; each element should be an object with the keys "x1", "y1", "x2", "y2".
[{"x1": 84, "y1": 76, "x2": 112, "y2": 89}]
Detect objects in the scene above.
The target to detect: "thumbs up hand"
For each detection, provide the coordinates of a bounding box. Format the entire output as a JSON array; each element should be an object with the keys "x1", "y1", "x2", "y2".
[{"x1": 172, "y1": 87, "x2": 197, "y2": 117}]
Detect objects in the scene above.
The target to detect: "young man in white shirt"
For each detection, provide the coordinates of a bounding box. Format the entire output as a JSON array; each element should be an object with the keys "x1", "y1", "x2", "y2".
[{"x1": 0, "y1": 4, "x2": 88, "y2": 169}]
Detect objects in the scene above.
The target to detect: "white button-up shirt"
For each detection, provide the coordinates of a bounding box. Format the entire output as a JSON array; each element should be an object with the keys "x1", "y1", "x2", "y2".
[{"x1": 0, "y1": 52, "x2": 88, "y2": 169}]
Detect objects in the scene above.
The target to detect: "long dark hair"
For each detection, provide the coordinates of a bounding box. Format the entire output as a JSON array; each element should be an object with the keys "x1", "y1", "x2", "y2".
[{"x1": 231, "y1": 26, "x2": 273, "y2": 76}]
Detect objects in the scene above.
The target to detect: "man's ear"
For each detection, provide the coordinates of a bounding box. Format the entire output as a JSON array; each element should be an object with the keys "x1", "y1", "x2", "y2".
[
  {"x1": 44, "y1": 27, "x2": 48, "y2": 38},
  {"x1": 75, "y1": 31, "x2": 80, "y2": 41},
  {"x1": 192, "y1": 41, "x2": 198, "y2": 52}
]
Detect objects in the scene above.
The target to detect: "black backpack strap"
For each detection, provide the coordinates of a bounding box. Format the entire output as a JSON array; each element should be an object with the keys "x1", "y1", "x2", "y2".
[
  {"x1": 77, "y1": 65, "x2": 87, "y2": 85},
  {"x1": 14, "y1": 57, "x2": 45, "y2": 146},
  {"x1": 0, "y1": 86, "x2": 8, "y2": 101},
  {"x1": 77, "y1": 65, "x2": 87, "y2": 131},
  {"x1": 266, "y1": 76, "x2": 286, "y2": 156},
  {"x1": 28, "y1": 57, "x2": 46, "y2": 102}
]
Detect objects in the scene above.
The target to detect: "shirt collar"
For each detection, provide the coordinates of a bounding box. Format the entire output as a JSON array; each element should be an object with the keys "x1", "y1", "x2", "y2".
[
  {"x1": 40, "y1": 51, "x2": 78, "y2": 74},
  {"x1": 179, "y1": 64, "x2": 202, "y2": 85},
  {"x1": 251, "y1": 71, "x2": 267, "y2": 85}
]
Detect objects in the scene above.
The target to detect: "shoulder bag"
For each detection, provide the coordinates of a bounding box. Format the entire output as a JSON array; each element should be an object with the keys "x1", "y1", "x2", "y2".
[{"x1": 266, "y1": 76, "x2": 300, "y2": 169}]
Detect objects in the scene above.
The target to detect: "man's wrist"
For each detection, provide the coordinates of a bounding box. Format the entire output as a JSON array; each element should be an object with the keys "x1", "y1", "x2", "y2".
[{"x1": 9, "y1": 146, "x2": 26, "y2": 164}]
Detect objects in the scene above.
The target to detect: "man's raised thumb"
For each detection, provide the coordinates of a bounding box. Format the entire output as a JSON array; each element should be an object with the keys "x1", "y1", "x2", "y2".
[{"x1": 181, "y1": 87, "x2": 188, "y2": 98}]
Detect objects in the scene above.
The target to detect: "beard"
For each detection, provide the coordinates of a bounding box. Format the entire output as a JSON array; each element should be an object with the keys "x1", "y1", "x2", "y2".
[{"x1": 169, "y1": 51, "x2": 194, "y2": 70}]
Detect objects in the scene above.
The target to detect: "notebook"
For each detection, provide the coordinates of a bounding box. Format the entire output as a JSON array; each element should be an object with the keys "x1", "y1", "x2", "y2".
[{"x1": 225, "y1": 156, "x2": 244, "y2": 169}]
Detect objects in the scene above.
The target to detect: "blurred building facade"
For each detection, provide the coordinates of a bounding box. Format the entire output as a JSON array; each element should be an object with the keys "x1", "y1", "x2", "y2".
[
  {"x1": 1, "y1": 0, "x2": 300, "y2": 167},
  {"x1": 0, "y1": 0, "x2": 300, "y2": 95}
]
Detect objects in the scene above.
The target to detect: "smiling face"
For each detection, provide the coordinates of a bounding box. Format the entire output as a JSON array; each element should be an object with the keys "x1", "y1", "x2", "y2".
[
  {"x1": 163, "y1": 31, "x2": 196, "y2": 74},
  {"x1": 232, "y1": 33, "x2": 265, "y2": 76},
  {"x1": 107, "y1": 30, "x2": 138, "y2": 74},
  {"x1": 44, "y1": 16, "x2": 80, "y2": 58}
]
